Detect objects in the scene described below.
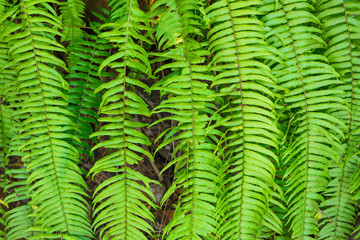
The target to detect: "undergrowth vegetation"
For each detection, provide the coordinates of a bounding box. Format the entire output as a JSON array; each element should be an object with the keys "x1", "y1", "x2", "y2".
[{"x1": 0, "y1": 0, "x2": 360, "y2": 239}]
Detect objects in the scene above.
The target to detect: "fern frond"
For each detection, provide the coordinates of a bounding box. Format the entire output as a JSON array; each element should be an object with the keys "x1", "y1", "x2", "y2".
[
  {"x1": 315, "y1": 1, "x2": 360, "y2": 238},
  {"x1": 206, "y1": 0, "x2": 282, "y2": 239},
  {"x1": 150, "y1": 0, "x2": 221, "y2": 239},
  {"x1": 0, "y1": 8, "x2": 33, "y2": 237},
  {"x1": 258, "y1": 183, "x2": 287, "y2": 238},
  {"x1": 88, "y1": 1, "x2": 156, "y2": 239},
  {"x1": 0, "y1": 65, "x2": 33, "y2": 239},
  {"x1": 0, "y1": 41, "x2": 13, "y2": 190},
  {"x1": 59, "y1": 0, "x2": 85, "y2": 45},
  {"x1": 318, "y1": 158, "x2": 357, "y2": 239},
  {"x1": 0, "y1": 103, "x2": 10, "y2": 240},
  {"x1": 4, "y1": 133, "x2": 34, "y2": 240},
  {"x1": 6, "y1": 0, "x2": 93, "y2": 238},
  {"x1": 66, "y1": 20, "x2": 113, "y2": 159},
  {"x1": 262, "y1": 0, "x2": 347, "y2": 238},
  {"x1": 0, "y1": 4, "x2": 23, "y2": 110},
  {"x1": 0, "y1": 104, "x2": 14, "y2": 182}
]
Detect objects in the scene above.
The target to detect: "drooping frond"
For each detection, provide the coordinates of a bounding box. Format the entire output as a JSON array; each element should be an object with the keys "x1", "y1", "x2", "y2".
[
  {"x1": 261, "y1": 0, "x2": 347, "y2": 238},
  {"x1": 59, "y1": 0, "x2": 85, "y2": 46},
  {"x1": 0, "y1": 104, "x2": 14, "y2": 183},
  {"x1": 5, "y1": 0, "x2": 93, "y2": 238},
  {"x1": 318, "y1": 159, "x2": 357, "y2": 239},
  {"x1": 0, "y1": 6, "x2": 33, "y2": 237},
  {"x1": 0, "y1": 104, "x2": 11, "y2": 240},
  {"x1": 4, "y1": 133, "x2": 34, "y2": 240},
  {"x1": 88, "y1": 1, "x2": 156, "y2": 239},
  {"x1": 206, "y1": 0, "x2": 282, "y2": 239},
  {"x1": 66, "y1": 20, "x2": 113, "y2": 159},
  {"x1": 0, "y1": 105, "x2": 34, "y2": 240},
  {"x1": 0, "y1": 40, "x2": 12, "y2": 193},
  {"x1": 0, "y1": 1, "x2": 23, "y2": 110},
  {"x1": 0, "y1": 32, "x2": 34, "y2": 239},
  {"x1": 258, "y1": 184, "x2": 287, "y2": 238},
  {"x1": 150, "y1": 0, "x2": 221, "y2": 239},
  {"x1": 315, "y1": 1, "x2": 360, "y2": 238}
]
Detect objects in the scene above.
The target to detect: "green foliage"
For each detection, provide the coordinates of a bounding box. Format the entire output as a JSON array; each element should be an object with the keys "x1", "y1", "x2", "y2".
[
  {"x1": 3, "y1": 0, "x2": 92, "y2": 239},
  {"x1": 60, "y1": 0, "x2": 86, "y2": 45},
  {"x1": 4, "y1": 133, "x2": 34, "y2": 240},
  {"x1": 206, "y1": 0, "x2": 282, "y2": 238},
  {"x1": 88, "y1": 1, "x2": 156, "y2": 239},
  {"x1": 66, "y1": 20, "x2": 113, "y2": 159},
  {"x1": 151, "y1": 0, "x2": 220, "y2": 239},
  {"x1": 262, "y1": 0, "x2": 348, "y2": 239},
  {"x1": 0, "y1": 0, "x2": 360, "y2": 239},
  {"x1": 316, "y1": 1, "x2": 360, "y2": 239}
]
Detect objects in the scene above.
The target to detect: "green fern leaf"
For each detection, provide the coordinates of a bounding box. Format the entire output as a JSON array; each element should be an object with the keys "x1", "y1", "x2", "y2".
[
  {"x1": 59, "y1": 0, "x2": 85, "y2": 45},
  {"x1": 150, "y1": 0, "x2": 222, "y2": 239},
  {"x1": 66, "y1": 20, "x2": 113, "y2": 159},
  {"x1": 88, "y1": 1, "x2": 156, "y2": 239},
  {"x1": 261, "y1": 0, "x2": 348, "y2": 238},
  {"x1": 0, "y1": 104, "x2": 11, "y2": 240},
  {"x1": 258, "y1": 183, "x2": 287, "y2": 238},
  {"x1": 6, "y1": 0, "x2": 93, "y2": 238},
  {"x1": 206, "y1": 0, "x2": 282, "y2": 239},
  {"x1": 0, "y1": 7, "x2": 34, "y2": 237},
  {"x1": 0, "y1": 3, "x2": 24, "y2": 111},
  {"x1": 0, "y1": 104, "x2": 14, "y2": 185},
  {"x1": 316, "y1": 1, "x2": 360, "y2": 239},
  {"x1": 4, "y1": 133, "x2": 34, "y2": 240}
]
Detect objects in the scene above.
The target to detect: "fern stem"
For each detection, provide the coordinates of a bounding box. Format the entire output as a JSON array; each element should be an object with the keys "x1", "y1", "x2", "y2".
[{"x1": 122, "y1": 1, "x2": 133, "y2": 238}]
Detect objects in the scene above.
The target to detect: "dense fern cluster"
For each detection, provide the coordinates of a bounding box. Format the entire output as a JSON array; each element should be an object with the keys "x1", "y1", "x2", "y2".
[{"x1": 0, "y1": 0, "x2": 360, "y2": 239}]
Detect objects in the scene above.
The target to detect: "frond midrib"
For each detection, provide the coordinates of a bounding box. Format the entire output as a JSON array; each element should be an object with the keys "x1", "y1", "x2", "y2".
[{"x1": 121, "y1": 0, "x2": 133, "y2": 237}]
